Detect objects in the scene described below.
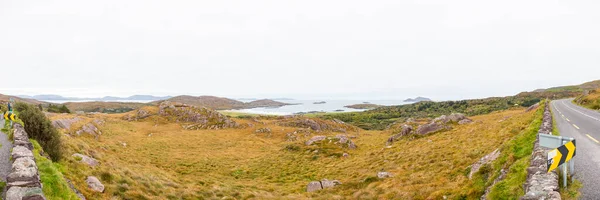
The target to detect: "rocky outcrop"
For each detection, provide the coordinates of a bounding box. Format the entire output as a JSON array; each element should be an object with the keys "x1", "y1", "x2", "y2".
[
  {"x1": 305, "y1": 135, "x2": 357, "y2": 149},
  {"x1": 51, "y1": 117, "x2": 82, "y2": 130},
  {"x1": 76, "y1": 123, "x2": 100, "y2": 136},
  {"x1": 525, "y1": 103, "x2": 540, "y2": 112},
  {"x1": 306, "y1": 179, "x2": 342, "y2": 192},
  {"x1": 73, "y1": 153, "x2": 99, "y2": 167},
  {"x1": 159, "y1": 101, "x2": 238, "y2": 130},
  {"x1": 6, "y1": 124, "x2": 46, "y2": 200},
  {"x1": 416, "y1": 122, "x2": 448, "y2": 135},
  {"x1": 469, "y1": 149, "x2": 500, "y2": 179},
  {"x1": 386, "y1": 124, "x2": 412, "y2": 146},
  {"x1": 521, "y1": 102, "x2": 560, "y2": 200},
  {"x1": 277, "y1": 117, "x2": 358, "y2": 133},
  {"x1": 254, "y1": 128, "x2": 272, "y2": 137},
  {"x1": 123, "y1": 108, "x2": 153, "y2": 121},
  {"x1": 86, "y1": 176, "x2": 105, "y2": 193}
]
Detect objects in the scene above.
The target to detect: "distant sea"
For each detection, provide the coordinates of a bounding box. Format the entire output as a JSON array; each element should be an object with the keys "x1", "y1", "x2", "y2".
[
  {"x1": 225, "y1": 100, "x2": 411, "y2": 115},
  {"x1": 43, "y1": 100, "x2": 154, "y2": 104}
]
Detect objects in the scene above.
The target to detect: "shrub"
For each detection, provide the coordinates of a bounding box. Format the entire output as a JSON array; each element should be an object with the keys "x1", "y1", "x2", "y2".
[
  {"x1": 14, "y1": 102, "x2": 63, "y2": 161},
  {"x1": 47, "y1": 104, "x2": 71, "y2": 113}
]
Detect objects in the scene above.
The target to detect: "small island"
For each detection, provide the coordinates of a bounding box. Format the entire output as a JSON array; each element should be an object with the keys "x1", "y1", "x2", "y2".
[
  {"x1": 344, "y1": 103, "x2": 383, "y2": 109},
  {"x1": 313, "y1": 101, "x2": 327, "y2": 104},
  {"x1": 403, "y1": 97, "x2": 432, "y2": 102}
]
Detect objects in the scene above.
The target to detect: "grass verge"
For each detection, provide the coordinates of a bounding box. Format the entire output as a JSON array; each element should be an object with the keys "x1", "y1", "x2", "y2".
[
  {"x1": 31, "y1": 139, "x2": 80, "y2": 200},
  {"x1": 467, "y1": 101, "x2": 544, "y2": 199}
]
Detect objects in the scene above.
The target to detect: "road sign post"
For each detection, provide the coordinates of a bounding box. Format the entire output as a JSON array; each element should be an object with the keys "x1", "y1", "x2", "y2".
[{"x1": 540, "y1": 133, "x2": 576, "y2": 188}]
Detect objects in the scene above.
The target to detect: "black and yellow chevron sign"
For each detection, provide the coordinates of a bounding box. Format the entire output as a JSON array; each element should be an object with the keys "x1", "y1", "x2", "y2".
[
  {"x1": 3, "y1": 112, "x2": 16, "y2": 121},
  {"x1": 547, "y1": 140, "x2": 576, "y2": 172}
]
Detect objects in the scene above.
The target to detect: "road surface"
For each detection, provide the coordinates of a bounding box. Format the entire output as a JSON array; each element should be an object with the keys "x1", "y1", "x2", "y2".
[
  {"x1": 551, "y1": 99, "x2": 600, "y2": 199},
  {"x1": 0, "y1": 120, "x2": 12, "y2": 181}
]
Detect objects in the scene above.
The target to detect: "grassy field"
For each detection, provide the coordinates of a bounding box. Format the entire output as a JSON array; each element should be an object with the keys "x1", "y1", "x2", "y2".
[
  {"x1": 45, "y1": 104, "x2": 539, "y2": 199},
  {"x1": 574, "y1": 89, "x2": 600, "y2": 110}
]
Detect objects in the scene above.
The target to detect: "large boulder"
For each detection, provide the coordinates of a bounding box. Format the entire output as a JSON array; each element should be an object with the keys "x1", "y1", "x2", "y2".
[
  {"x1": 387, "y1": 124, "x2": 413, "y2": 145},
  {"x1": 51, "y1": 117, "x2": 82, "y2": 130},
  {"x1": 86, "y1": 176, "x2": 105, "y2": 193},
  {"x1": 306, "y1": 181, "x2": 322, "y2": 192},
  {"x1": 5, "y1": 187, "x2": 46, "y2": 200},
  {"x1": 469, "y1": 149, "x2": 500, "y2": 179},
  {"x1": 448, "y1": 113, "x2": 467, "y2": 123},
  {"x1": 306, "y1": 179, "x2": 342, "y2": 192},
  {"x1": 76, "y1": 123, "x2": 101, "y2": 136},
  {"x1": 416, "y1": 123, "x2": 448, "y2": 135},
  {"x1": 73, "y1": 154, "x2": 99, "y2": 167}
]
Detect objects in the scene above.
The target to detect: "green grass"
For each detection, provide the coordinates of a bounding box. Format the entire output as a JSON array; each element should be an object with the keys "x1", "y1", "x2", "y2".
[
  {"x1": 486, "y1": 102, "x2": 543, "y2": 199},
  {"x1": 31, "y1": 140, "x2": 80, "y2": 200}
]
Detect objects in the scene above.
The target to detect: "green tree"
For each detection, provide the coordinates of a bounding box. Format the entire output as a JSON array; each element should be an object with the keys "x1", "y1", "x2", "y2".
[{"x1": 14, "y1": 102, "x2": 63, "y2": 161}]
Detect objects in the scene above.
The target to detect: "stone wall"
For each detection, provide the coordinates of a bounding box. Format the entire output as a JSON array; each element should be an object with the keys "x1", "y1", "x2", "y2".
[
  {"x1": 5, "y1": 124, "x2": 46, "y2": 200},
  {"x1": 520, "y1": 102, "x2": 560, "y2": 200}
]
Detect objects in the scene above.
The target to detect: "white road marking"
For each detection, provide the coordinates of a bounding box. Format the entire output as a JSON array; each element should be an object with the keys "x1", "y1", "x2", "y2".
[
  {"x1": 562, "y1": 101, "x2": 600, "y2": 121},
  {"x1": 566, "y1": 118, "x2": 570, "y2": 122},
  {"x1": 586, "y1": 134, "x2": 600, "y2": 144},
  {"x1": 573, "y1": 124, "x2": 580, "y2": 129}
]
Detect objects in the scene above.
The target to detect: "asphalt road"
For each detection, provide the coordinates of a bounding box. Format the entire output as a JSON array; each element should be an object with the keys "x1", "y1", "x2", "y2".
[
  {"x1": 551, "y1": 99, "x2": 600, "y2": 199},
  {"x1": 0, "y1": 120, "x2": 12, "y2": 181}
]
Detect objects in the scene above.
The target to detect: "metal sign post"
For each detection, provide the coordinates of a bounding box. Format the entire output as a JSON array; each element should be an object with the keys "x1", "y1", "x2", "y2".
[{"x1": 541, "y1": 133, "x2": 576, "y2": 188}]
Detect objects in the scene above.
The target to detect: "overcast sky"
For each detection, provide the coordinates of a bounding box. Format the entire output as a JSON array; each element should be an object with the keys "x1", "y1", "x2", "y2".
[{"x1": 1, "y1": 0, "x2": 599, "y2": 100}]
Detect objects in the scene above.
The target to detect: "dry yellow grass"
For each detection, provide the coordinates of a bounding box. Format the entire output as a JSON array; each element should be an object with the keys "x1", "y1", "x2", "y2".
[{"x1": 49, "y1": 107, "x2": 537, "y2": 199}]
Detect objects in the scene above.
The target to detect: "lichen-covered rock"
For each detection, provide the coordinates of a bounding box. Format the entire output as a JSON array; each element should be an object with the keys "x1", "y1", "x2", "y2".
[
  {"x1": 73, "y1": 153, "x2": 99, "y2": 167},
  {"x1": 158, "y1": 101, "x2": 238, "y2": 130},
  {"x1": 5, "y1": 187, "x2": 46, "y2": 200},
  {"x1": 7, "y1": 157, "x2": 40, "y2": 184},
  {"x1": 305, "y1": 136, "x2": 326, "y2": 145},
  {"x1": 448, "y1": 113, "x2": 467, "y2": 123},
  {"x1": 86, "y1": 176, "x2": 105, "y2": 193},
  {"x1": 277, "y1": 117, "x2": 358, "y2": 132},
  {"x1": 11, "y1": 146, "x2": 34, "y2": 160}
]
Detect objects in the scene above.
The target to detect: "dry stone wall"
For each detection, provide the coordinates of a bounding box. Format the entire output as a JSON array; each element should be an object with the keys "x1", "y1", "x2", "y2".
[
  {"x1": 520, "y1": 102, "x2": 560, "y2": 200},
  {"x1": 6, "y1": 124, "x2": 46, "y2": 200}
]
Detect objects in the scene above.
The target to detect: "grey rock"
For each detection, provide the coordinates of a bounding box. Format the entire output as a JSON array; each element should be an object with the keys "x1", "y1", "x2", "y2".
[
  {"x1": 306, "y1": 181, "x2": 322, "y2": 192},
  {"x1": 416, "y1": 123, "x2": 448, "y2": 135},
  {"x1": 377, "y1": 171, "x2": 393, "y2": 179},
  {"x1": 305, "y1": 136, "x2": 326, "y2": 145},
  {"x1": 73, "y1": 153, "x2": 99, "y2": 167},
  {"x1": 86, "y1": 176, "x2": 105, "y2": 193},
  {"x1": 469, "y1": 149, "x2": 500, "y2": 179},
  {"x1": 11, "y1": 146, "x2": 34, "y2": 160},
  {"x1": 51, "y1": 117, "x2": 82, "y2": 130},
  {"x1": 448, "y1": 113, "x2": 467, "y2": 123},
  {"x1": 7, "y1": 157, "x2": 39, "y2": 182},
  {"x1": 321, "y1": 179, "x2": 342, "y2": 189},
  {"x1": 458, "y1": 118, "x2": 473, "y2": 125},
  {"x1": 5, "y1": 187, "x2": 46, "y2": 200},
  {"x1": 76, "y1": 123, "x2": 100, "y2": 136}
]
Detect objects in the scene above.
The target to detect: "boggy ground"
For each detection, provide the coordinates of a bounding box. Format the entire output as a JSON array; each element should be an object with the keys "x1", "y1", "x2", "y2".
[{"x1": 49, "y1": 106, "x2": 536, "y2": 200}]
